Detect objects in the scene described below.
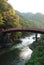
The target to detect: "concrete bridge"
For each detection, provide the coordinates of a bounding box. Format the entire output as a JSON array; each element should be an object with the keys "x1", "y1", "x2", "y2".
[{"x1": 0, "y1": 27, "x2": 44, "y2": 42}]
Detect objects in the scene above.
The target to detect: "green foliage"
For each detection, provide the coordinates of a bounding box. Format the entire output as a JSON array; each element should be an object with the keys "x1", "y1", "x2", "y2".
[
  {"x1": 0, "y1": 48, "x2": 20, "y2": 65},
  {"x1": 0, "y1": 0, "x2": 20, "y2": 28},
  {"x1": 26, "y1": 35, "x2": 44, "y2": 65},
  {"x1": 0, "y1": 0, "x2": 21, "y2": 45},
  {"x1": 0, "y1": 14, "x2": 4, "y2": 25},
  {"x1": 16, "y1": 11, "x2": 44, "y2": 29},
  {"x1": 41, "y1": 34, "x2": 44, "y2": 39},
  {"x1": 26, "y1": 46, "x2": 44, "y2": 65},
  {"x1": 10, "y1": 32, "x2": 22, "y2": 41}
]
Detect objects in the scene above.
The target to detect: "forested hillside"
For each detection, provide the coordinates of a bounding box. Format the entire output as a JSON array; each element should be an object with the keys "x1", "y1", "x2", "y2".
[
  {"x1": 0, "y1": 0, "x2": 21, "y2": 29},
  {"x1": 26, "y1": 35, "x2": 44, "y2": 65},
  {"x1": 0, "y1": 0, "x2": 22, "y2": 46},
  {"x1": 16, "y1": 11, "x2": 36, "y2": 28},
  {"x1": 16, "y1": 11, "x2": 44, "y2": 29}
]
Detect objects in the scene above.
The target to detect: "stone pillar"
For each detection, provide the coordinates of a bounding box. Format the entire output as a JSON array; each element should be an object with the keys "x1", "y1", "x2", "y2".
[{"x1": 35, "y1": 33, "x2": 37, "y2": 42}]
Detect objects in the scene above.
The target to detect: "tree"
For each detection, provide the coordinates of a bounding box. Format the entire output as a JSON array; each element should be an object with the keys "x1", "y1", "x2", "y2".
[{"x1": 0, "y1": 0, "x2": 21, "y2": 46}]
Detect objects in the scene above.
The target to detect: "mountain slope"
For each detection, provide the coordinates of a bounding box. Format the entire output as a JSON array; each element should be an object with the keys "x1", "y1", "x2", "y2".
[
  {"x1": 16, "y1": 11, "x2": 44, "y2": 29},
  {"x1": 16, "y1": 11, "x2": 37, "y2": 28}
]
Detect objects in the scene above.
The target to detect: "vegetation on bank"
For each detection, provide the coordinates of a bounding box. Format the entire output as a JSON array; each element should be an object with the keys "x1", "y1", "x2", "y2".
[
  {"x1": 0, "y1": 48, "x2": 21, "y2": 65},
  {"x1": 25, "y1": 34, "x2": 44, "y2": 65},
  {"x1": 0, "y1": 0, "x2": 22, "y2": 47}
]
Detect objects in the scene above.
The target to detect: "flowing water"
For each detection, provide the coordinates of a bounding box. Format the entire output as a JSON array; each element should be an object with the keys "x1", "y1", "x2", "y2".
[{"x1": 0, "y1": 34, "x2": 41, "y2": 65}]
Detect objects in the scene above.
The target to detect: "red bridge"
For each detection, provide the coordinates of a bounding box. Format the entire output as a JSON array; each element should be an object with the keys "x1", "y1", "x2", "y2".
[{"x1": 0, "y1": 27, "x2": 44, "y2": 34}]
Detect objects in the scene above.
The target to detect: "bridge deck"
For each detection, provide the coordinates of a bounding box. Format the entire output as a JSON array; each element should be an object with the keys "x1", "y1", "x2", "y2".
[{"x1": 0, "y1": 28, "x2": 44, "y2": 34}]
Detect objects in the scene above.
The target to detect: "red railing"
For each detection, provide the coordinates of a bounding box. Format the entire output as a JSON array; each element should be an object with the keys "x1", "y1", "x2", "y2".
[{"x1": 0, "y1": 27, "x2": 44, "y2": 34}]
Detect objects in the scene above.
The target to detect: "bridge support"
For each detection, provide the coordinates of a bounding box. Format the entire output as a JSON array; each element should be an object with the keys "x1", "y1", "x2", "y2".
[{"x1": 35, "y1": 33, "x2": 38, "y2": 42}]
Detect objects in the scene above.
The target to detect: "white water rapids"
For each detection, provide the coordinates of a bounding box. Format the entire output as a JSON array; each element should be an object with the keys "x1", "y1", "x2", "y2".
[{"x1": 10, "y1": 34, "x2": 40, "y2": 65}]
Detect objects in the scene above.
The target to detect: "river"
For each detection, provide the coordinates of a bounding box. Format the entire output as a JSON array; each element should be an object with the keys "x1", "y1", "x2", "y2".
[{"x1": 0, "y1": 34, "x2": 41, "y2": 65}]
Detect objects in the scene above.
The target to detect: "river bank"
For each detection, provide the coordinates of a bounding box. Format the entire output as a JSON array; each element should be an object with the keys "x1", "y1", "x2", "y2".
[{"x1": 0, "y1": 34, "x2": 41, "y2": 65}]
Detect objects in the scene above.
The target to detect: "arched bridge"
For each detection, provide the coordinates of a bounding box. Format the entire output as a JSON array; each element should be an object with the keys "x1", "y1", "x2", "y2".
[{"x1": 0, "y1": 27, "x2": 44, "y2": 34}]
